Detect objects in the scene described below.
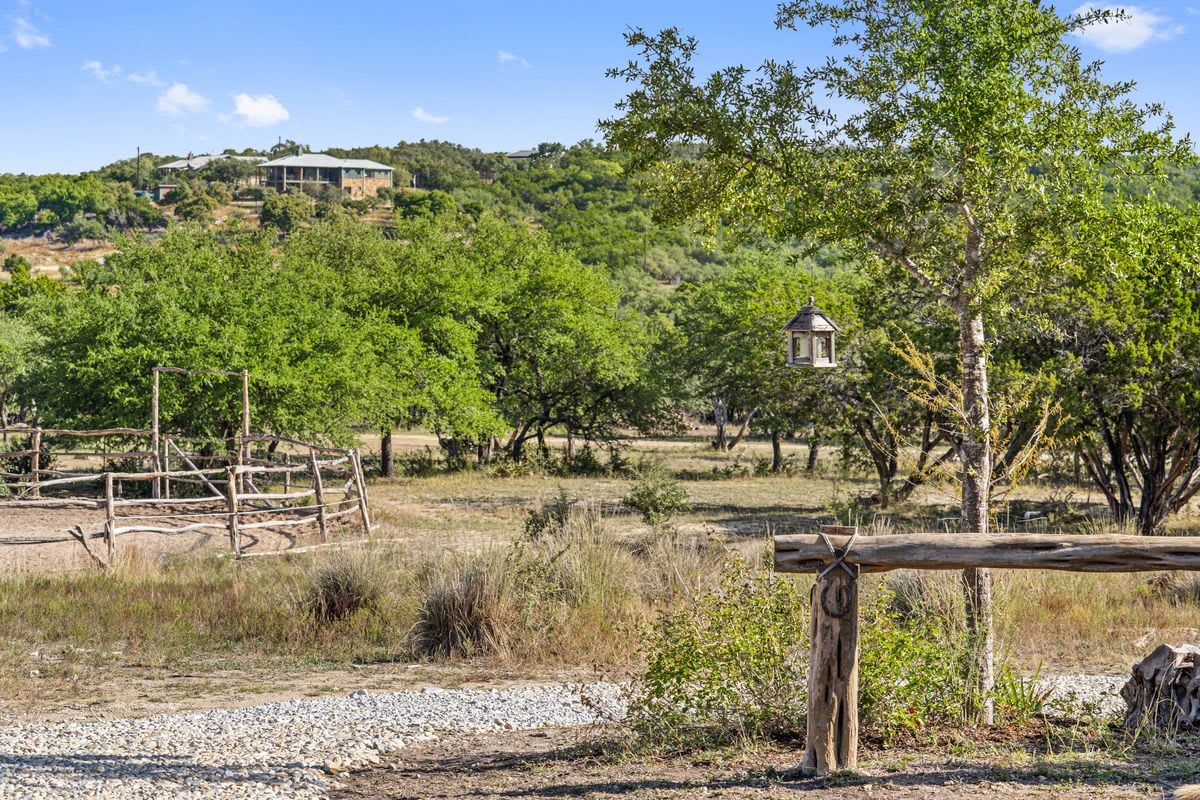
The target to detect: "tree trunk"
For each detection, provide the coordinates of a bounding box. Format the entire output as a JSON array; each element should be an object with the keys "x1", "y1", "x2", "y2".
[
  {"x1": 807, "y1": 436, "x2": 820, "y2": 471},
  {"x1": 566, "y1": 426, "x2": 575, "y2": 461},
  {"x1": 957, "y1": 303, "x2": 995, "y2": 725},
  {"x1": 380, "y1": 430, "x2": 394, "y2": 478},
  {"x1": 712, "y1": 397, "x2": 728, "y2": 451},
  {"x1": 728, "y1": 406, "x2": 760, "y2": 450},
  {"x1": 771, "y1": 430, "x2": 783, "y2": 473}
]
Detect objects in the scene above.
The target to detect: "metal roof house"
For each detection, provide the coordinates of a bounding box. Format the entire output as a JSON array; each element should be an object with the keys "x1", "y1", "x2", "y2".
[
  {"x1": 157, "y1": 154, "x2": 266, "y2": 173},
  {"x1": 258, "y1": 153, "x2": 394, "y2": 199}
]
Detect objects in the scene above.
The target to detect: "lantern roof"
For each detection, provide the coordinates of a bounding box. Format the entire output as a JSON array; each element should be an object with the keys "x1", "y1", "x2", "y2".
[{"x1": 784, "y1": 296, "x2": 841, "y2": 333}]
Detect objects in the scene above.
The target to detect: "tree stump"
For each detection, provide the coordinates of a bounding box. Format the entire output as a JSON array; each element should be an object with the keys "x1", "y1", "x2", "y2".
[{"x1": 1121, "y1": 644, "x2": 1200, "y2": 733}]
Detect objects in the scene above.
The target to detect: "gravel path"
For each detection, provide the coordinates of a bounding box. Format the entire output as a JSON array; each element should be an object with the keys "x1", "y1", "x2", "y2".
[
  {"x1": 0, "y1": 675, "x2": 1126, "y2": 799},
  {"x1": 0, "y1": 683, "x2": 626, "y2": 799}
]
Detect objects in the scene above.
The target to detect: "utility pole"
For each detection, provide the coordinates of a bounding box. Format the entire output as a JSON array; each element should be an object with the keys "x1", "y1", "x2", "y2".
[{"x1": 136, "y1": 146, "x2": 142, "y2": 189}]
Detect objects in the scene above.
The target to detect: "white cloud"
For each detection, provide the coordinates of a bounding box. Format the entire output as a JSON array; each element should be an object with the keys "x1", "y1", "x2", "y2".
[
  {"x1": 13, "y1": 16, "x2": 49, "y2": 48},
  {"x1": 497, "y1": 49, "x2": 530, "y2": 67},
  {"x1": 156, "y1": 82, "x2": 208, "y2": 115},
  {"x1": 81, "y1": 59, "x2": 120, "y2": 81},
  {"x1": 128, "y1": 69, "x2": 165, "y2": 87},
  {"x1": 231, "y1": 93, "x2": 289, "y2": 127},
  {"x1": 412, "y1": 106, "x2": 448, "y2": 124},
  {"x1": 1072, "y1": 4, "x2": 1184, "y2": 53}
]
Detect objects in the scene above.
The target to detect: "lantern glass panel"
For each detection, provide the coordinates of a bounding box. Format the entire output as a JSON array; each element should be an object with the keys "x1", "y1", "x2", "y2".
[
  {"x1": 816, "y1": 334, "x2": 831, "y2": 361},
  {"x1": 794, "y1": 334, "x2": 811, "y2": 362}
]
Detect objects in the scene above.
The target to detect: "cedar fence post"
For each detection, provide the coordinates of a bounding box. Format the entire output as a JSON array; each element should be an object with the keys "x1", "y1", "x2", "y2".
[
  {"x1": 226, "y1": 466, "x2": 241, "y2": 557},
  {"x1": 309, "y1": 449, "x2": 328, "y2": 543},
  {"x1": 240, "y1": 370, "x2": 251, "y2": 493},
  {"x1": 802, "y1": 527, "x2": 860, "y2": 776},
  {"x1": 151, "y1": 368, "x2": 161, "y2": 499},
  {"x1": 352, "y1": 449, "x2": 371, "y2": 535},
  {"x1": 104, "y1": 472, "x2": 117, "y2": 564},
  {"x1": 30, "y1": 428, "x2": 41, "y2": 498}
]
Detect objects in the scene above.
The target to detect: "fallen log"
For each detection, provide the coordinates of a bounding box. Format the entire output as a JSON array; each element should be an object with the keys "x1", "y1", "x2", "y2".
[{"x1": 1121, "y1": 644, "x2": 1200, "y2": 733}]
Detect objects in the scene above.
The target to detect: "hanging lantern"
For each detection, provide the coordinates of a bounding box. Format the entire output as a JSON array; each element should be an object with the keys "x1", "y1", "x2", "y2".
[{"x1": 784, "y1": 296, "x2": 840, "y2": 368}]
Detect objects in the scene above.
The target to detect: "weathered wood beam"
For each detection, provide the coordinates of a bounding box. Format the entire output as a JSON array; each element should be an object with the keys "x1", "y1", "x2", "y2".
[{"x1": 775, "y1": 533, "x2": 1200, "y2": 574}]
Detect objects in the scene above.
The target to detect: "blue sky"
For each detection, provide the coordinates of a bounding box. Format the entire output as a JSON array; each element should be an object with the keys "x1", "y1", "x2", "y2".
[{"x1": 1, "y1": 0, "x2": 1198, "y2": 174}]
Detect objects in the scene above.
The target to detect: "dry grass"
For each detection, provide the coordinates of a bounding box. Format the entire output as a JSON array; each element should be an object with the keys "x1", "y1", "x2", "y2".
[{"x1": 2, "y1": 431, "x2": 1199, "y2": 710}]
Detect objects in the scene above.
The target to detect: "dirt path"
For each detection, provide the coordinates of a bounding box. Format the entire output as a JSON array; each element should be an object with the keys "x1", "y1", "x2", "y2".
[{"x1": 330, "y1": 727, "x2": 1192, "y2": 799}]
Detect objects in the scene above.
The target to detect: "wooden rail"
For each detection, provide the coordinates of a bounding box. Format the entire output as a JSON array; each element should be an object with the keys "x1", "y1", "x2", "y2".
[{"x1": 774, "y1": 529, "x2": 1200, "y2": 778}]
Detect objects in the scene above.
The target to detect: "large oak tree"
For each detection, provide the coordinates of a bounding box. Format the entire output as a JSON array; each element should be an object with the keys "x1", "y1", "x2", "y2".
[{"x1": 602, "y1": 0, "x2": 1189, "y2": 720}]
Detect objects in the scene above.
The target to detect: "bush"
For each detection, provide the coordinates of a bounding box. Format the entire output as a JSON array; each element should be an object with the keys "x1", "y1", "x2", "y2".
[
  {"x1": 523, "y1": 487, "x2": 574, "y2": 541},
  {"x1": 301, "y1": 551, "x2": 383, "y2": 623},
  {"x1": 624, "y1": 461, "x2": 690, "y2": 527},
  {"x1": 626, "y1": 553, "x2": 810, "y2": 750},
  {"x1": 58, "y1": 216, "x2": 108, "y2": 244},
  {"x1": 0, "y1": 435, "x2": 56, "y2": 478},
  {"x1": 413, "y1": 555, "x2": 513, "y2": 657}
]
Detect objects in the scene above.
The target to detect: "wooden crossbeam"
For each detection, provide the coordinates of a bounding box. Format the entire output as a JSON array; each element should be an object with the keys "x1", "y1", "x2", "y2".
[
  {"x1": 773, "y1": 530, "x2": 1200, "y2": 778},
  {"x1": 775, "y1": 533, "x2": 1200, "y2": 574}
]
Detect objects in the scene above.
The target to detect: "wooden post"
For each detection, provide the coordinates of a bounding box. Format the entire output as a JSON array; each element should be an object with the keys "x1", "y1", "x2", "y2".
[
  {"x1": 282, "y1": 452, "x2": 290, "y2": 495},
  {"x1": 162, "y1": 438, "x2": 171, "y2": 500},
  {"x1": 151, "y1": 368, "x2": 161, "y2": 499},
  {"x1": 226, "y1": 466, "x2": 241, "y2": 557},
  {"x1": 309, "y1": 449, "x2": 328, "y2": 543},
  {"x1": 240, "y1": 370, "x2": 250, "y2": 493},
  {"x1": 30, "y1": 428, "x2": 41, "y2": 498},
  {"x1": 802, "y1": 566, "x2": 860, "y2": 776},
  {"x1": 352, "y1": 449, "x2": 372, "y2": 535},
  {"x1": 103, "y1": 472, "x2": 116, "y2": 564}
]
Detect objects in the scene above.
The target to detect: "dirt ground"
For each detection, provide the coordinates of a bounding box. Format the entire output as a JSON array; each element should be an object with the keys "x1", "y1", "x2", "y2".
[{"x1": 330, "y1": 726, "x2": 1197, "y2": 800}]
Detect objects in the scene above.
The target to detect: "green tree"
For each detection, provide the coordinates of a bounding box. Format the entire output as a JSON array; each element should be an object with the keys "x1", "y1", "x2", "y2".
[
  {"x1": 1054, "y1": 203, "x2": 1200, "y2": 534},
  {"x1": 24, "y1": 227, "x2": 377, "y2": 441},
  {"x1": 467, "y1": 218, "x2": 665, "y2": 461},
  {"x1": 261, "y1": 191, "x2": 313, "y2": 234},
  {"x1": 602, "y1": 0, "x2": 1190, "y2": 720},
  {"x1": 669, "y1": 254, "x2": 846, "y2": 469}
]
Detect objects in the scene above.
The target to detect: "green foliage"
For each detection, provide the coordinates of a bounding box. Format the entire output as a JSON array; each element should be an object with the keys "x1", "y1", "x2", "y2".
[
  {"x1": 22, "y1": 226, "x2": 379, "y2": 440},
  {"x1": 857, "y1": 592, "x2": 974, "y2": 743},
  {"x1": 57, "y1": 216, "x2": 108, "y2": 244},
  {"x1": 627, "y1": 554, "x2": 809, "y2": 749},
  {"x1": 624, "y1": 461, "x2": 690, "y2": 526},
  {"x1": 261, "y1": 191, "x2": 313, "y2": 233}
]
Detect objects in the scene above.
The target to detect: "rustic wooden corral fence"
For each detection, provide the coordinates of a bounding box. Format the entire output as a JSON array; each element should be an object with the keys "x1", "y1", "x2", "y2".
[
  {"x1": 775, "y1": 529, "x2": 1200, "y2": 776},
  {"x1": 0, "y1": 427, "x2": 371, "y2": 566}
]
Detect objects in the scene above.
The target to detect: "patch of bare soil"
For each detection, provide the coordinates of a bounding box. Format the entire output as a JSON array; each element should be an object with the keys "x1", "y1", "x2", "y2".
[{"x1": 330, "y1": 726, "x2": 1193, "y2": 800}]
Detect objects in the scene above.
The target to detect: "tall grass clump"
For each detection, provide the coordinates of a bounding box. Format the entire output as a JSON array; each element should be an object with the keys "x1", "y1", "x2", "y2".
[
  {"x1": 299, "y1": 550, "x2": 384, "y2": 623},
  {"x1": 412, "y1": 552, "x2": 514, "y2": 658}
]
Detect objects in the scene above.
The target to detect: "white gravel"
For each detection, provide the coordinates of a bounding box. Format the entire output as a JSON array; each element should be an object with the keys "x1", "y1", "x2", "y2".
[
  {"x1": 0, "y1": 674, "x2": 1129, "y2": 799},
  {"x1": 0, "y1": 682, "x2": 626, "y2": 799}
]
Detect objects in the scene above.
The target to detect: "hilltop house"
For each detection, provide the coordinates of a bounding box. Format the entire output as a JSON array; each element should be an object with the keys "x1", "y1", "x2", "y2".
[
  {"x1": 258, "y1": 153, "x2": 394, "y2": 199},
  {"x1": 157, "y1": 153, "x2": 267, "y2": 174}
]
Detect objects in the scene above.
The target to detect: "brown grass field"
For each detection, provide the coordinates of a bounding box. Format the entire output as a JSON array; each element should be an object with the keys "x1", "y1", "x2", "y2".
[{"x1": 1, "y1": 430, "x2": 1198, "y2": 797}]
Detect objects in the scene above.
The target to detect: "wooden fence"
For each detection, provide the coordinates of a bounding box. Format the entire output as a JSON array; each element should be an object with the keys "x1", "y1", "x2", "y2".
[{"x1": 0, "y1": 428, "x2": 370, "y2": 566}]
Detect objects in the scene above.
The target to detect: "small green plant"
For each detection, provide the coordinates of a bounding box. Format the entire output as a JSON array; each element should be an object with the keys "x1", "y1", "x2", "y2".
[
  {"x1": 857, "y1": 591, "x2": 973, "y2": 743},
  {"x1": 624, "y1": 460, "x2": 690, "y2": 527},
  {"x1": 626, "y1": 552, "x2": 809, "y2": 750},
  {"x1": 301, "y1": 551, "x2": 382, "y2": 623},
  {"x1": 994, "y1": 663, "x2": 1052, "y2": 727},
  {"x1": 523, "y1": 487, "x2": 574, "y2": 541}
]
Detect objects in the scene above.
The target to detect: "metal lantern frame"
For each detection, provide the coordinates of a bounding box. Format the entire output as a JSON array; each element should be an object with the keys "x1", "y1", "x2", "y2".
[{"x1": 784, "y1": 296, "x2": 840, "y2": 368}]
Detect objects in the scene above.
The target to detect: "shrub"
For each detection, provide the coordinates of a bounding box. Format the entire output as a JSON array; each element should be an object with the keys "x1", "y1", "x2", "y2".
[
  {"x1": 301, "y1": 551, "x2": 383, "y2": 623},
  {"x1": 58, "y1": 216, "x2": 108, "y2": 244},
  {"x1": 626, "y1": 553, "x2": 809, "y2": 750},
  {"x1": 624, "y1": 461, "x2": 690, "y2": 527},
  {"x1": 523, "y1": 488, "x2": 574, "y2": 541},
  {"x1": 412, "y1": 555, "x2": 514, "y2": 657}
]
